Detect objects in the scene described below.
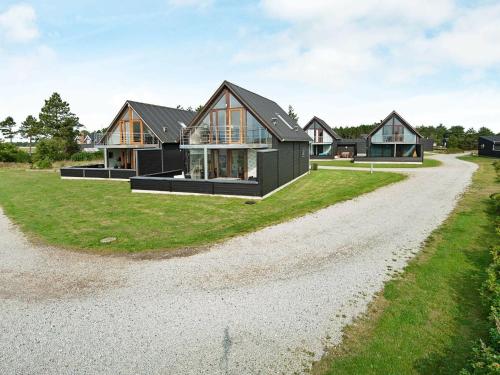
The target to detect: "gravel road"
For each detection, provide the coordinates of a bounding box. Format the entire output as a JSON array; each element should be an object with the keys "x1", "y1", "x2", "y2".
[{"x1": 0, "y1": 154, "x2": 476, "y2": 375}]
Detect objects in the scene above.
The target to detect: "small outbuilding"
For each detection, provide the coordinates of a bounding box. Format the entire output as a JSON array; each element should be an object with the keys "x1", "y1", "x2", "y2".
[{"x1": 478, "y1": 135, "x2": 500, "y2": 158}]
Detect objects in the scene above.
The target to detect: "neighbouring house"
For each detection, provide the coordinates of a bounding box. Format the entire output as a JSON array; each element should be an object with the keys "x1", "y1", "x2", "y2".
[
  {"x1": 76, "y1": 131, "x2": 103, "y2": 152},
  {"x1": 478, "y1": 135, "x2": 500, "y2": 157},
  {"x1": 61, "y1": 101, "x2": 196, "y2": 179},
  {"x1": 356, "y1": 110, "x2": 424, "y2": 163},
  {"x1": 304, "y1": 116, "x2": 367, "y2": 159},
  {"x1": 130, "y1": 81, "x2": 311, "y2": 198},
  {"x1": 304, "y1": 117, "x2": 341, "y2": 158}
]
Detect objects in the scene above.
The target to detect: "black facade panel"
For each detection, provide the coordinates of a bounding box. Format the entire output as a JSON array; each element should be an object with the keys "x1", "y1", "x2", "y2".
[
  {"x1": 130, "y1": 177, "x2": 172, "y2": 191},
  {"x1": 110, "y1": 169, "x2": 136, "y2": 179},
  {"x1": 162, "y1": 143, "x2": 184, "y2": 171},
  {"x1": 84, "y1": 169, "x2": 110, "y2": 178},
  {"x1": 273, "y1": 140, "x2": 294, "y2": 185},
  {"x1": 171, "y1": 180, "x2": 214, "y2": 194},
  {"x1": 293, "y1": 143, "x2": 300, "y2": 178},
  {"x1": 213, "y1": 182, "x2": 260, "y2": 196},
  {"x1": 258, "y1": 150, "x2": 279, "y2": 196},
  {"x1": 299, "y1": 142, "x2": 309, "y2": 175},
  {"x1": 136, "y1": 149, "x2": 162, "y2": 176},
  {"x1": 60, "y1": 168, "x2": 84, "y2": 177},
  {"x1": 421, "y1": 138, "x2": 434, "y2": 151}
]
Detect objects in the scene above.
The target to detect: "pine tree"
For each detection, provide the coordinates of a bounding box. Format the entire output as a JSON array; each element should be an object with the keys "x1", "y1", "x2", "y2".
[
  {"x1": 0, "y1": 116, "x2": 16, "y2": 143},
  {"x1": 288, "y1": 105, "x2": 299, "y2": 123},
  {"x1": 39, "y1": 93, "x2": 81, "y2": 156},
  {"x1": 19, "y1": 115, "x2": 42, "y2": 155}
]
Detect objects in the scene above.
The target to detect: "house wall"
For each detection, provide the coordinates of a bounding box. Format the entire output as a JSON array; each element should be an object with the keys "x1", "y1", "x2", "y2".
[
  {"x1": 136, "y1": 149, "x2": 163, "y2": 176},
  {"x1": 272, "y1": 139, "x2": 310, "y2": 186},
  {"x1": 162, "y1": 143, "x2": 184, "y2": 171},
  {"x1": 478, "y1": 138, "x2": 500, "y2": 157},
  {"x1": 257, "y1": 150, "x2": 279, "y2": 195}
]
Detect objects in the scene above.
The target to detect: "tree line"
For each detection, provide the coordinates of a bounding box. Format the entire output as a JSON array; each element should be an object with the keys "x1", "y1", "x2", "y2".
[{"x1": 0, "y1": 93, "x2": 82, "y2": 166}]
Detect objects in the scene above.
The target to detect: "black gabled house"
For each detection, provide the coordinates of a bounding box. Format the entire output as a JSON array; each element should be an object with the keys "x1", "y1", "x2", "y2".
[
  {"x1": 303, "y1": 116, "x2": 341, "y2": 158},
  {"x1": 360, "y1": 110, "x2": 423, "y2": 162},
  {"x1": 130, "y1": 81, "x2": 311, "y2": 197},
  {"x1": 61, "y1": 101, "x2": 196, "y2": 179},
  {"x1": 304, "y1": 116, "x2": 367, "y2": 159}
]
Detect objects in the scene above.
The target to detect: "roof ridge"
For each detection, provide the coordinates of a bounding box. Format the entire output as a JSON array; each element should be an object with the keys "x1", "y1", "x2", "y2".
[
  {"x1": 127, "y1": 100, "x2": 196, "y2": 113},
  {"x1": 224, "y1": 81, "x2": 279, "y2": 106}
]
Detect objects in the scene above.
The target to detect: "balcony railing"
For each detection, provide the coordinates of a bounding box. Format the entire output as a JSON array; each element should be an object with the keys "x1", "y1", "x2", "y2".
[
  {"x1": 99, "y1": 132, "x2": 158, "y2": 146},
  {"x1": 382, "y1": 134, "x2": 404, "y2": 142},
  {"x1": 181, "y1": 125, "x2": 272, "y2": 146}
]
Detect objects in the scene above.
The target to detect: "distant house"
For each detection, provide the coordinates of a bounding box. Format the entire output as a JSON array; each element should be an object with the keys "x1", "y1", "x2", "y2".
[
  {"x1": 478, "y1": 135, "x2": 500, "y2": 157},
  {"x1": 304, "y1": 116, "x2": 367, "y2": 159},
  {"x1": 359, "y1": 111, "x2": 423, "y2": 163},
  {"x1": 303, "y1": 117, "x2": 341, "y2": 158},
  {"x1": 76, "y1": 131, "x2": 102, "y2": 152}
]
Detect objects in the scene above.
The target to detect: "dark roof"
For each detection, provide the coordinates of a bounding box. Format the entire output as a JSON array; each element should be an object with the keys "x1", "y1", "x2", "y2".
[
  {"x1": 188, "y1": 81, "x2": 311, "y2": 142},
  {"x1": 127, "y1": 101, "x2": 196, "y2": 143},
  {"x1": 368, "y1": 110, "x2": 423, "y2": 138},
  {"x1": 479, "y1": 135, "x2": 500, "y2": 142},
  {"x1": 303, "y1": 116, "x2": 341, "y2": 140}
]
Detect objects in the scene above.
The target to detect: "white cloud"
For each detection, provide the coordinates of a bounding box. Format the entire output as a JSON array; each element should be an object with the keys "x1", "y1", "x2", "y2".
[
  {"x1": 0, "y1": 4, "x2": 39, "y2": 43},
  {"x1": 245, "y1": 0, "x2": 500, "y2": 87}
]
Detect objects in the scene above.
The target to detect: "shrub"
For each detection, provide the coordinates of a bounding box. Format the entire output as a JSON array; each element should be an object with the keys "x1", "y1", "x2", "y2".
[
  {"x1": 311, "y1": 163, "x2": 318, "y2": 171},
  {"x1": 33, "y1": 138, "x2": 67, "y2": 163},
  {"x1": 70, "y1": 150, "x2": 104, "y2": 161},
  {"x1": 0, "y1": 142, "x2": 31, "y2": 163},
  {"x1": 32, "y1": 158, "x2": 53, "y2": 169}
]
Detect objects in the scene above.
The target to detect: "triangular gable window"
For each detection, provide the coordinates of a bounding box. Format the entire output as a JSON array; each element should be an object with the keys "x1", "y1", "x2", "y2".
[
  {"x1": 187, "y1": 89, "x2": 271, "y2": 145},
  {"x1": 372, "y1": 114, "x2": 416, "y2": 144}
]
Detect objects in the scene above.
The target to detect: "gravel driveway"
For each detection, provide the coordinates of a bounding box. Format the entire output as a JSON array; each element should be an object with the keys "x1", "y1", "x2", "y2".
[{"x1": 0, "y1": 154, "x2": 476, "y2": 375}]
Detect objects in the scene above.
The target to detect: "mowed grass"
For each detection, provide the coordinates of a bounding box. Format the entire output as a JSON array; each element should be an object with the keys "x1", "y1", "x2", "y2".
[
  {"x1": 313, "y1": 158, "x2": 441, "y2": 168},
  {"x1": 312, "y1": 155, "x2": 497, "y2": 375},
  {"x1": 0, "y1": 168, "x2": 404, "y2": 253}
]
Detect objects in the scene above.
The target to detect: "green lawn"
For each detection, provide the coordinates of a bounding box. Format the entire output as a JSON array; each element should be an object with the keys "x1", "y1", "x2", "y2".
[
  {"x1": 313, "y1": 158, "x2": 441, "y2": 168},
  {"x1": 312, "y1": 155, "x2": 497, "y2": 375},
  {"x1": 0, "y1": 168, "x2": 404, "y2": 253}
]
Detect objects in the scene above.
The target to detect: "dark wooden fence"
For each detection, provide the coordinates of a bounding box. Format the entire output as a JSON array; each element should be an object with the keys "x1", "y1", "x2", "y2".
[{"x1": 60, "y1": 165, "x2": 136, "y2": 179}]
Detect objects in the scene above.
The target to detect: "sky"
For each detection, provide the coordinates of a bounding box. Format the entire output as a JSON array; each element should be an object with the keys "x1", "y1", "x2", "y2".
[{"x1": 1, "y1": 0, "x2": 500, "y2": 133}]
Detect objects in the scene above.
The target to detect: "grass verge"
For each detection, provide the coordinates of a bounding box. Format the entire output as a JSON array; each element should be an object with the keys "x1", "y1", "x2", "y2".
[
  {"x1": 312, "y1": 155, "x2": 497, "y2": 375},
  {"x1": 313, "y1": 158, "x2": 441, "y2": 168},
  {"x1": 0, "y1": 168, "x2": 403, "y2": 253}
]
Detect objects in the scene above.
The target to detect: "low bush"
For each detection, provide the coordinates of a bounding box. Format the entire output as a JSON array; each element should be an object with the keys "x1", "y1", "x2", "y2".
[
  {"x1": 311, "y1": 163, "x2": 318, "y2": 171},
  {"x1": 0, "y1": 142, "x2": 31, "y2": 163},
  {"x1": 32, "y1": 158, "x2": 53, "y2": 169},
  {"x1": 70, "y1": 150, "x2": 103, "y2": 161},
  {"x1": 33, "y1": 138, "x2": 67, "y2": 163}
]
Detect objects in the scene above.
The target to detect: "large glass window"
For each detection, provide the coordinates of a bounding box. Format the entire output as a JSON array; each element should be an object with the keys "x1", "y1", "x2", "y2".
[
  {"x1": 246, "y1": 112, "x2": 270, "y2": 144},
  {"x1": 372, "y1": 115, "x2": 413, "y2": 144},
  {"x1": 188, "y1": 89, "x2": 271, "y2": 145}
]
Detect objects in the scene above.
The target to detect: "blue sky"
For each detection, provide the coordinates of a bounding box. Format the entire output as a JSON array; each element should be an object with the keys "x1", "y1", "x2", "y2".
[{"x1": 1, "y1": 0, "x2": 500, "y2": 132}]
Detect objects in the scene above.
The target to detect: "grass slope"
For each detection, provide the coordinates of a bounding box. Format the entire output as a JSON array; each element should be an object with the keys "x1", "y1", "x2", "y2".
[
  {"x1": 313, "y1": 158, "x2": 441, "y2": 168},
  {"x1": 0, "y1": 169, "x2": 403, "y2": 253},
  {"x1": 312, "y1": 156, "x2": 497, "y2": 375}
]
